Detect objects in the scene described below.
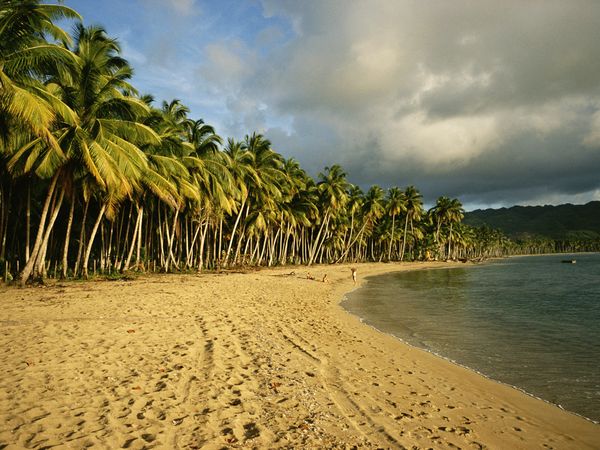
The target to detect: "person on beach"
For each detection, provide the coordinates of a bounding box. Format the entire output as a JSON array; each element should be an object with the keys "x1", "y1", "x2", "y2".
[
  {"x1": 322, "y1": 274, "x2": 328, "y2": 283},
  {"x1": 351, "y1": 268, "x2": 357, "y2": 285}
]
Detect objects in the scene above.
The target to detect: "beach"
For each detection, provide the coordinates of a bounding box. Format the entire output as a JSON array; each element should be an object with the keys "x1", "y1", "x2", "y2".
[{"x1": 0, "y1": 262, "x2": 598, "y2": 449}]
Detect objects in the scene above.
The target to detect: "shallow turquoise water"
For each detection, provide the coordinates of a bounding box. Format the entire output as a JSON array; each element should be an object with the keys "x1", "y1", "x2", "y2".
[{"x1": 343, "y1": 254, "x2": 600, "y2": 422}]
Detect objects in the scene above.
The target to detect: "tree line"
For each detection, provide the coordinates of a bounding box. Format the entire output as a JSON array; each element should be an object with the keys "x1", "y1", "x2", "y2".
[{"x1": 0, "y1": 1, "x2": 567, "y2": 285}]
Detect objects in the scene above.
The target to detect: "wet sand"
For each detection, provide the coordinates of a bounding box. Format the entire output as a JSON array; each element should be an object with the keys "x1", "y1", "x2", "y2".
[{"x1": 1, "y1": 262, "x2": 598, "y2": 449}]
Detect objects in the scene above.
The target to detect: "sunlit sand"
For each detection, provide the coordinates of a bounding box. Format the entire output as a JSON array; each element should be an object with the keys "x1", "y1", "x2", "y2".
[{"x1": 1, "y1": 262, "x2": 598, "y2": 448}]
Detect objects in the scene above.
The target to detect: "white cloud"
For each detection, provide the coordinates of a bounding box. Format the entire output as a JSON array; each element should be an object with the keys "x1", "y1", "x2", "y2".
[{"x1": 379, "y1": 112, "x2": 501, "y2": 168}]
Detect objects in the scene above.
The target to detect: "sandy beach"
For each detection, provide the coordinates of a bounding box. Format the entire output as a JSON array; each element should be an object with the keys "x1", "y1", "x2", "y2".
[{"x1": 0, "y1": 262, "x2": 598, "y2": 449}]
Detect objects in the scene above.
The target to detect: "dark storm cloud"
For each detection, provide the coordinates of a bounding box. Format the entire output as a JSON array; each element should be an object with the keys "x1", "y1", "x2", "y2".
[{"x1": 193, "y1": 0, "x2": 600, "y2": 207}]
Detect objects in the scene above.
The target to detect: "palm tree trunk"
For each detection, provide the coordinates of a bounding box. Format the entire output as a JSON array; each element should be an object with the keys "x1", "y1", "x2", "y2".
[
  {"x1": 124, "y1": 204, "x2": 142, "y2": 270},
  {"x1": 400, "y1": 214, "x2": 410, "y2": 261},
  {"x1": 447, "y1": 223, "x2": 453, "y2": 260},
  {"x1": 337, "y1": 210, "x2": 356, "y2": 263},
  {"x1": 257, "y1": 233, "x2": 268, "y2": 266},
  {"x1": 135, "y1": 205, "x2": 144, "y2": 268},
  {"x1": 307, "y1": 211, "x2": 330, "y2": 266},
  {"x1": 18, "y1": 171, "x2": 60, "y2": 285},
  {"x1": 388, "y1": 214, "x2": 396, "y2": 261},
  {"x1": 25, "y1": 180, "x2": 31, "y2": 263},
  {"x1": 0, "y1": 183, "x2": 11, "y2": 262},
  {"x1": 243, "y1": 235, "x2": 252, "y2": 264},
  {"x1": 118, "y1": 202, "x2": 134, "y2": 269},
  {"x1": 62, "y1": 193, "x2": 76, "y2": 278},
  {"x1": 281, "y1": 223, "x2": 292, "y2": 265},
  {"x1": 35, "y1": 186, "x2": 66, "y2": 278},
  {"x1": 268, "y1": 227, "x2": 281, "y2": 267},
  {"x1": 197, "y1": 220, "x2": 209, "y2": 272},
  {"x1": 225, "y1": 198, "x2": 246, "y2": 265},
  {"x1": 336, "y1": 219, "x2": 369, "y2": 263},
  {"x1": 167, "y1": 207, "x2": 179, "y2": 270},
  {"x1": 234, "y1": 224, "x2": 247, "y2": 265},
  {"x1": 0, "y1": 186, "x2": 5, "y2": 261},
  {"x1": 217, "y1": 217, "x2": 223, "y2": 264},
  {"x1": 157, "y1": 205, "x2": 166, "y2": 268},
  {"x1": 74, "y1": 198, "x2": 89, "y2": 276},
  {"x1": 186, "y1": 219, "x2": 202, "y2": 268},
  {"x1": 82, "y1": 203, "x2": 106, "y2": 279}
]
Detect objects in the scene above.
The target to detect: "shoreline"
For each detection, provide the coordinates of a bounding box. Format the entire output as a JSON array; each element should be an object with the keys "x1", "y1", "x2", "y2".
[
  {"x1": 1, "y1": 262, "x2": 598, "y2": 448},
  {"x1": 341, "y1": 284, "x2": 598, "y2": 427},
  {"x1": 340, "y1": 265, "x2": 599, "y2": 426}
]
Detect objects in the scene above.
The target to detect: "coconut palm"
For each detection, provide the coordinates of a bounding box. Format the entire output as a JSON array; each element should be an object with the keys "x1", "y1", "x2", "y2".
[
  {"x1": 308, "y1": 164, "x2": 349, "y2": 265},
  {"x1": 187, "y1": 118, "x2": 222, "y2": 156},
  {"x1": 400, "y1": 185, "x2": 423, "y2": 261},
  {"x1": 360, "y1": 185, "x2": 386, "y2": 260},
  {"x1": 9, "y1": 24, "x2": 160, "y2": 282},
  {"x1": 222, "y1": 139, "x2": 256, "y2": 265},
  {"x1": 445, "y1": 198, "x2": 464, "y2": 259},
  {"x1": 386, "y1": 187, "x2": 406, "y2": 260},
  {"x1": 279, "y1": 159, "x2": 317, "y2": 264},
  {"x1": 0, "y1": 0, "x2": 80, "y2": 146},
  {"x1": 337, "y1": 184, "x2": 363, "y2": 262}
]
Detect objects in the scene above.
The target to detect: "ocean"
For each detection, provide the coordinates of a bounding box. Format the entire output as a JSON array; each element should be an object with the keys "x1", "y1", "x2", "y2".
[{"x1": 342, "y1": 254, "x2": 600, "y2": 422}]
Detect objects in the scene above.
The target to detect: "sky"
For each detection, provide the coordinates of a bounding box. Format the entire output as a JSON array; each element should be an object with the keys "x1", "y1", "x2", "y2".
[{"x1": 59, "y1": 0, "x2": 600, "y2": 210}]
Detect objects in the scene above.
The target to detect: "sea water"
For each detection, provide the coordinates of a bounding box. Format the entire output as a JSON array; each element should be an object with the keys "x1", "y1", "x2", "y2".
[{"x1": 342, "y1": 254, "x2": 600, "y2": 422}]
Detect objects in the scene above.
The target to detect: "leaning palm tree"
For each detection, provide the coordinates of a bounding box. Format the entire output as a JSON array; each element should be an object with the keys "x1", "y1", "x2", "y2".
[
  {"x1": 336, "y1": 184, "x2": 363, "y2": 262},
  {"x1": 0, "y1": 0, "x2": 80, "y2": 278},
  {"x1": 223, "y1": 138, "x2": 258, "y2": 265},
  {"x1": 400, "y1": 185, "x2": 423, "y2": 261},
  {"x1": 360, "y1": 185, "x2": 385, "y2": 260},
  {"x1": 10, "y1": 24, "x2": 159, "y2": 282},
  {"x1": 338, "y1": 185, "x2": 384, "y2": 262},
  {"x1": 241, "y1": 133, "x2": 286, "y2": 265},
  {"x1": 445, "y1": 198, "x2": 464, "y2": 259},
  {"x1": 385, "y1": 187, "x2": 406, "y2": 260},
  {"x1": 0, "y1": 0, "x2": 80, "y2": 147},
  {"x1": 308, "y1": 164, "x2": 349, "y2": 265},
  {"x1": 431, "y1": 196, "x2": 452, "y2": 258}
]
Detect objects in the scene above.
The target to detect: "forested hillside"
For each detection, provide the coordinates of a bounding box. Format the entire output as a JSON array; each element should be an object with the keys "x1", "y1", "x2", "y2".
[{"x1": 464, "y1": 202, "x2": 600, "y2": 240}]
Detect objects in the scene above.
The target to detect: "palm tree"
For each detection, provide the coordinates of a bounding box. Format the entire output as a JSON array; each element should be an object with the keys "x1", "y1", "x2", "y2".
[
  {"x1": 223, "y1": 138, "x2": 257, "y2": 265},
  {"x1": 10, "y1": 24, "x2": 159, "y2": 282},
  {"x1": 337, "y1": 184, "x2": 363, "y2": 262},
  {"x1": 308, "y1": 164, "x2": 348, "y2": 265},
  {"x1": 279, "y1": 159, "x2": 316, "y2": 264},
  {"x1": 0, "y1": 0, "x2": 80, "y2": 280},
  {"x1": 0, "y1": 0, "x2": 80, "y2": 147},
  {"x1": 187, "y1": 118, "x2": 222, "y2": 156},
  {"x1": 445, "y1": 198, "x2": 464, "y2": 259},
  {"x1": 241, "y1": 133, "x2": 286, "y2": 266},
  {"x1": 360, "y1": 185, "x2": 385, "y2": 260},
  {"x1": 400, "y1": 185, "x2": 423, "y2": 261},
  {"x1": 386, "y1": 187, "x2": 406, "y2": 260}
]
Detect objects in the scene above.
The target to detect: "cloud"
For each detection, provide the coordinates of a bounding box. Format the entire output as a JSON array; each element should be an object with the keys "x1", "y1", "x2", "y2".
[
  {"x1": 218, "y1": 0, "x2": 600, "y2": 207},
  {"x1": 77, "y1": 0, "x2": 600, "y2": 207},
  {"x1": 583, "y1": 109, "x2": 600, "y2": 148}
]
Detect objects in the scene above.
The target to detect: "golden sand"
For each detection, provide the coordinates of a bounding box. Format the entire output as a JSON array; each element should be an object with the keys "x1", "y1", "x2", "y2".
[{"x1": 1, "y1": 262, "x2": 598, "y2": 449}]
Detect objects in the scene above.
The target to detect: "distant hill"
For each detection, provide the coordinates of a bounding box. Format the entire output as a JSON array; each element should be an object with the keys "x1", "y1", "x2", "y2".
[{"x1": 463, "y1": 201, "x2": 600, "y2": 240}]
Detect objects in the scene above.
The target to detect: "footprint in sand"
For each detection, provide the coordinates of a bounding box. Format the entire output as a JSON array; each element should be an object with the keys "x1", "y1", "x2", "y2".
[
  {"x1": 141, "y1": 433, "x2": 156, "y2": 442},
  {"x1": 243, "y1": 422, "x2": 260, "y2": 439}
]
